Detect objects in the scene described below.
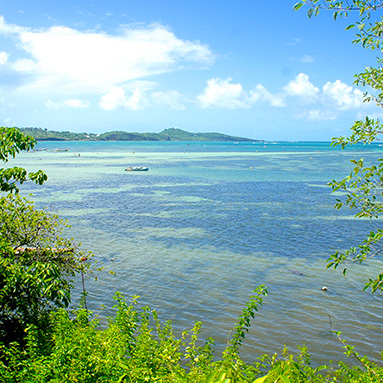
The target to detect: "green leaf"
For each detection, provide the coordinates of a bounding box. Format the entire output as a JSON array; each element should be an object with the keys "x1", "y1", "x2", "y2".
[
  {"x1": 293, "y1": 2, "x2": 303, "y2": 12},
  {"x1": 253, "y1": 376, "x2": 268, "y2": 383}
]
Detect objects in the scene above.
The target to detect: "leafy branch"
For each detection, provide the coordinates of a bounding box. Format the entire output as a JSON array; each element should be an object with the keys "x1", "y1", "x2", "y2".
[
  {"x1": 225, "y1": 285, "x2": 268, "y2": 359},
  {"x1": 0, "y1": 127, "x2": 47, "y2": 193}
]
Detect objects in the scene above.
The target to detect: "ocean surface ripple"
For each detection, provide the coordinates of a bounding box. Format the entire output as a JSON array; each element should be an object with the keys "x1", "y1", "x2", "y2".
[{"x1": 16, "y1": 140, "x2": 383, "y2": 365}]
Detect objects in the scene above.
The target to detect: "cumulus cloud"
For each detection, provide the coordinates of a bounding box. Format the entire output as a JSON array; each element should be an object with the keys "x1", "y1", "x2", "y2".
[
  {"x1": 281, "y1": 74, "x2": 368, "y2": 121},
  {"x1": 99, "y1": 87, "x2": 150, "y2": 110},
  {"x1": 46, "y1": 98, "x2": 90, "y2": 109},
  {"x1": 64, "y1": 99, "x2": 90, "y2": 108},
  {"x1": 197, "y1": 78, "x2": 250, "y2": 109},
  {"x1": 197, "y1": 77, "x2": 284, "y2": 109},
  {"x1": 0, "y1": 51, "x2": 8, "y2": 65},
  {"x1": 195, "y1": 73, "x2": 366, "y2": 117},
  {"x1": 283, "y1": 74, "x2": 364, "y2": 112},
  {"x1": 322, "y1": 79, "x2": 364, "y2": 110},
  {"x1": 151, "y1": 90, "x2": 186, "y2": 110},
  {"x1": 0, "y1": 16, "x2": 23, "y2": 34},
  {"x1": 284, "y1": 73, "x2": 320, "y2": 102},
  {"x1": 99, "y1": 86, "x2": 187, "y2": 111},
  {"x1": 0, "y1": 16, "x2": 213, "y2": 95},
  {"x1": 250, "y1": 84, "x2": 286, "y2": 108},
  {"x1": 295, "y1": 109, "x2": 337, "y2": 121}
]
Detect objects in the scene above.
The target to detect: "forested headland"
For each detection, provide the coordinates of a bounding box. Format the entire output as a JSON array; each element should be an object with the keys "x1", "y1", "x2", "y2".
[
  {"x1": 18, "y1": 127, "x2": 260, "y2": 142},
  {"x1": 1, "y1": 1, "x2": 383, "y2": 381}
]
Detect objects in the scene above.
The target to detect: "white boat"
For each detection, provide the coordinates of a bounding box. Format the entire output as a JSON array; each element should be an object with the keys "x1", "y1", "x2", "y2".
[{"x1": 125, "y1": 166, "x2": 149, "y2": 171}]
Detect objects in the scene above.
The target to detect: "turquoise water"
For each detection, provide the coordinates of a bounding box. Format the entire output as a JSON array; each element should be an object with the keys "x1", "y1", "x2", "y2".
[{"x1": 15, "y1": 141, "x2": 383, "y2": 365}]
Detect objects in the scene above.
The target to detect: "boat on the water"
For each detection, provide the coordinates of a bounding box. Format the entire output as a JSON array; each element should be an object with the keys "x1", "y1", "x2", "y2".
[{"x1": 125, "y1": 166, "x2": 149, "y2": 171}]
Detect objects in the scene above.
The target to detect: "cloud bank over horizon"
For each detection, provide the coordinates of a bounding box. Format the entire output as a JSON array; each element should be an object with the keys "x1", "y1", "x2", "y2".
[
  {"x1": 0, "y1": 16, "x2": 212, "y2": 93},
  {"x1": 0, "y1": 8, "x2": 379, "y2": 139}
]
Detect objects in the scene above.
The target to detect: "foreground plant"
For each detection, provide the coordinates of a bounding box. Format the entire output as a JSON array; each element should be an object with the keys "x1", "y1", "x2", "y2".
[
  {"x1": 294, "y1": 0, "x2": 383, "y2": 293},
  {"x1": 0, "y1": 193, "x2": 88, "y2": 347},
  {"x1": 293, "y1": 1, "x2": 383, "y2": 380},
  {"x1": 3, "y1": 288, "x2": 381, "y2": 383},
  {"x1": 0, "y1": 288, "x2": 337, "y2": 383},
  {"x1": 0, "y1": 292, "x2": 261, "y2": 382},
  {"x1": 0, "y1": 127, "x2": 47, "y2": 193},
  {"x1": 0, "y1": 127, "x2": 89, "y2": 347}
]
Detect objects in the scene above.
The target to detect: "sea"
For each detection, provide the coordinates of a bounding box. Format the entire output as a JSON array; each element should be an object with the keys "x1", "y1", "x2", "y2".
[{"x1": 13, "y1": 140, "x2": 383, "y2": 366}]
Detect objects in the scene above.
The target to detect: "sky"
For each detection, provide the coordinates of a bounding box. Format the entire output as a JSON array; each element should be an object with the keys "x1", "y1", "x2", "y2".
[{"x1": 0, "y1": 0, "x2": 381, "y2": 141}]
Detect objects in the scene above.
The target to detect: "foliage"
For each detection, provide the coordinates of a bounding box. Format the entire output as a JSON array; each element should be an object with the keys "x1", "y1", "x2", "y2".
[
  {"x1": 0, "y1": 292, "x2": 336, "y2": 383},
  {"x1": 18, "y1": 126, "x2": 259, "y2": 142},
  {"x1": 224, "y1": 285, "x2": 268, "y2": 360},
  {"x1": 0, "y1": 293, "x2": 229, "y2": 382},
  {"x1": 204, "y1": 286, "x2": 268, "y2": 383},
  {"x1": 0, "y1": 193, "x2": 87, "y2": 346},
  {"x1": 294, "y1": 0, "x2": 383, "y2": 293},
  {"x1": 1, "y1": 291, "x2": 382, "y2": 382},
  {"x1": 155, "y1": 128, "x2": 256, "y2": 142},
  {"x1": 19, "y1": 127, "x2": 98, "y2": 141},
  {"x1": 2, "y1": 13, "x2": 383, "y2": 378},
  {"x1": 0, "y1": 127, "x2": 87, "y2": 346},
  {"x1": 0, "y1": 127, "x2": 47, "y2": 193}
]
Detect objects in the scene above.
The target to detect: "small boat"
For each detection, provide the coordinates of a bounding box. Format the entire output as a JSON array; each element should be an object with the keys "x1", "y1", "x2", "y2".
[{"x1": 125, "y1": 166, "x2": 149, "y2": 171}]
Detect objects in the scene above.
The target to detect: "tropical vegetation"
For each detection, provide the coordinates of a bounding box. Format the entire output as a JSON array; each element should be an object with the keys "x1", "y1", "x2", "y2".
[
  {"x1": 18, "y1": 127, "x2": 258, "y2": 142},
  {"x1": 293, "y1": 0, "x2": 383, "y2": 294},
  {"x1": 1, "y1": 0, "x2": 383, "y2": 381}
]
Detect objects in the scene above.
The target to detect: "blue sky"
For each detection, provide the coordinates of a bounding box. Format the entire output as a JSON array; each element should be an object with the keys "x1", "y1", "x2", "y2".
[{"x1": 0, "y1": 0, "x2": 380, "y2": 140}]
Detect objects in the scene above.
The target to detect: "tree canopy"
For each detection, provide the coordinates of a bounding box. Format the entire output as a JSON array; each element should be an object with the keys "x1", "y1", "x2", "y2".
[
  {"x1": 295, "y1": 0, "x2": 383, "y2": 293},
  {"x1": 0, "y1": 127, "x2": 85, "y2": 346},
  {"x1": 0, "y1": 127, "x2": 47, "y2": 193}
]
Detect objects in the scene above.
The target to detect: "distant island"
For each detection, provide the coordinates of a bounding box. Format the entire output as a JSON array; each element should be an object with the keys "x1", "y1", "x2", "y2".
[{"x1": 18, "y1": 127, "x2": 261, "y2": 142}]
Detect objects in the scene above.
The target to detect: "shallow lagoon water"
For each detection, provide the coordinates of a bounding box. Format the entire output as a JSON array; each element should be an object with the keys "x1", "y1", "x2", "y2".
[{"x1": 15, "y1": 140, "x2": 383, "y2": 365}]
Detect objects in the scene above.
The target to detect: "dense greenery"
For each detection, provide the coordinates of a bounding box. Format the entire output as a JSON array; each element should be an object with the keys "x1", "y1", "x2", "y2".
[
  {"x1": 0, "y1": 128, "x2": 87, "y2": 348},
  {"x1": 1, "y1": 286, "x2": 382, "y2": 382},
  {"x1": 0, "y1": 127, "x2": 47, "y2": 192},
  {"x1": 17, "y1": 127, "x2": 98, "y2": 141},
  {"x1": 2, "y1": 1, "x2": 383, "y2": 381},
  {"x1": 18, "y1": 127, "x2": 259, "y2": 142},
  {"x1": 294, "y1": 0, "x2": 383, "y2": 294}
]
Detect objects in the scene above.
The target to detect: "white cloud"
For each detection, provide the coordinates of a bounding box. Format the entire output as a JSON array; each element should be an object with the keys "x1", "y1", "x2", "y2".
[
  {"x1": 196, "y1": 74, "x2": 367, "y2": 117},
  {"x1": 46, "y1": 98, "x2": 90, "y2": 109},
  {"x1": 197, "y1": 78, "x2": 286, "y2": 110},
  {"x1": 282, "y1": 75, "x2": 370, "y2": 121},
  {"x1": 0, "y1": 16, "x2": 213, "y2": 95},
  {"x1": 197, "y1": 77, "x2": 250, "y2": 109},
  {"x1": 0, "y1": 51, "x2": 8, "y2": 65},
  {"x1": 284, "y1": 73, "x2": 319, "y2": 102},
  {"x1": 45, "y1": 100, "x2": 60, "y2": 109},
  {"x1": 296, "y1": 109, "x2": 337, "y2": 121},
  {"x1": 250, "y1": 84, "x2": 286, "y2": 108},
  {"x1": 151, "y1": 90, "x2": 186, "y2": 110},
  {"x1": 99, "y1": 87, "x2": 149, "y2": 110},
  {"x1": 13, "y1": 58, "x2": 38, "y2": 72},
  {"x1": 301, "y1": 55, "x2": 314, "y2": 63},
  {"x1": 64, "y1": 99, "x2": 90, "y2": 108},
  {"x1": 0, "y1": 16, "x2": 23, "y2": 34},
  {"x1": 322, "y1": 79, "x2": 364, "y2": 110},
  {"x1": 284, "y1": 74, "x2": 364, "y2": 113}
]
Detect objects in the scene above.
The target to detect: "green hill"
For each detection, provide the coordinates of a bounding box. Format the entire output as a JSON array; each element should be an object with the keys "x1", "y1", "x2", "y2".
[
  {"x1": 18, "y1": 127, "x2": 261, "y2": 142},
  {"x1": 156, "y1": 128, "x2": 256, "y2": 141},
  {"x1": 18, "y1": 127, "x2": 97, "y2": 141}
]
